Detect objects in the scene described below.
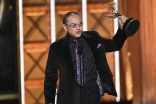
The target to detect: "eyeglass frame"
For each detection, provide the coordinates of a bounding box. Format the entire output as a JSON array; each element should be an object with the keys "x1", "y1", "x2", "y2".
[{"x1": 66, "y1": 22, "x2": 83, "y2": 28}]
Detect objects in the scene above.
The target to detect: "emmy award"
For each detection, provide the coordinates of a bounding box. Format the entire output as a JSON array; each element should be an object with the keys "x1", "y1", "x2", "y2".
[{"x1": 105, "y1": 2, "x2": 140, "y2": 37}]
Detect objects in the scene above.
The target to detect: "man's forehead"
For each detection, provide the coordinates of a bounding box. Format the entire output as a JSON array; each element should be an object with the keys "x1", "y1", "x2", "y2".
[{"x1": 67, "y1": 15, "x2": 82, "y2": 22}]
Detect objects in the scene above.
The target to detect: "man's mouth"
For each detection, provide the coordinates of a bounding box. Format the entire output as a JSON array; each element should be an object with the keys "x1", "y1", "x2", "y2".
[{"x1": 76, "y1": 31, "x2": 81, "y2": 34}]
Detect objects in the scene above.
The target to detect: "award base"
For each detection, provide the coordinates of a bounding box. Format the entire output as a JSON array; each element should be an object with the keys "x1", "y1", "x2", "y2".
[{"x1": 123, "y1": 18, "x2": 140, "y2": 37}]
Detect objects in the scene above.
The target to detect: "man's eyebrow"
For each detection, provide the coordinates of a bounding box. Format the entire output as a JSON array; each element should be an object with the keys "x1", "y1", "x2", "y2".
[
  {"x1": 71, "y1": 21, "x2": 82, "y2": 24},
  {"x1": 71, "y1": 23, "x2": 77, "y2": 25}
]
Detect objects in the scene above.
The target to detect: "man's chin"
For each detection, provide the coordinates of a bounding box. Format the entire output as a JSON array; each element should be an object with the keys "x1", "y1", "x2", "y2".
[
  {"x1": 75, "y1": 34, "x2": 81, "y2": 38},
  {"x1": 69, "y1": 33, "x2": 82, "y2": 38}
]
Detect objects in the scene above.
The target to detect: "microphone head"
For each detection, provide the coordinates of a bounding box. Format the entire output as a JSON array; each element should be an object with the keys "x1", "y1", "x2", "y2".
[
  {"x1": 78, "y1": 38, "x2": 84, "y2": 47},
  {"x1": 78, "y1": 38, "x2": 83, "y2": 55}
]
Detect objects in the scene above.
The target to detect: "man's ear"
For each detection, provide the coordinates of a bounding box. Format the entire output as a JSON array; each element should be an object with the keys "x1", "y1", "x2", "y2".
[{"x1": 62, "y1": 24, "x2": 67, "y2": 31}]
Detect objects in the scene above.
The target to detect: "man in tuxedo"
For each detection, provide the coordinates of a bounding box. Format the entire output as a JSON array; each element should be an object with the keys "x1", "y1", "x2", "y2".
[{"x1": 44, "y1": 12, "x2": 128, "y2": 104}]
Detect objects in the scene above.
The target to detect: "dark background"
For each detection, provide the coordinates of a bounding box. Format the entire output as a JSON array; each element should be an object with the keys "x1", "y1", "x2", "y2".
[
  {"x1": 0, "y1": 0, "x2": 18, "y2": 94},
  {"x1": 0, "y1": 99, "x2": 19, "y2": 104}
]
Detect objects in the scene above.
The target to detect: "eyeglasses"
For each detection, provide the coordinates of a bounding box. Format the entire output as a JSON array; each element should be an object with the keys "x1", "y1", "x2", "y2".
[{"x1": 66, "y1": 22, "x2": 83, "y2": 28}]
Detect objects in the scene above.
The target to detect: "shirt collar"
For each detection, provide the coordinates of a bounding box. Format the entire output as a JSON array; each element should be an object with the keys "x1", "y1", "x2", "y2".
[
  {"x1": 68, "y1": 34, "x2": 75, "y2": 43},
  {"x1": 67, "y1": 33, "x2": 84, "y2": 43}
]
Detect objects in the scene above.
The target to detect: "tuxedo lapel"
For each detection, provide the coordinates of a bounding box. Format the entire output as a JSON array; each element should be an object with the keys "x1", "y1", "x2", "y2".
[
  {"x1": 59, "y1": 32, "x2": 99, "y2": 78},
  {"x1": 82, "y1": 32, "x2": 99, "y2": 60},
  {"x1": 60, "y1": 34, "x2": 75, "y2": 78}
]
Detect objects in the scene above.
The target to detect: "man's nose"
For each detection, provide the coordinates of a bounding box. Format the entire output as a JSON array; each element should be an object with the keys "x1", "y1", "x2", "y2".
[{"x1": 76, "y1": 24, "x2": 80, "y2": 29}]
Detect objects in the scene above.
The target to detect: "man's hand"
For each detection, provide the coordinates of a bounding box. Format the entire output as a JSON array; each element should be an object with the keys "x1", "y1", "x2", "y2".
[
  {"x1": 118, "y1": 15, "x2": 128, "y2": 29},
  {"x1": 49, "y1": 103, "x2": 53, "y2": 104}
]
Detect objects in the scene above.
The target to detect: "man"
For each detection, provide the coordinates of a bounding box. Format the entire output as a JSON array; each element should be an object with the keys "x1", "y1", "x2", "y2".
[{"x1": 44, "y1": 12, "x2": 128, "y2": 104}]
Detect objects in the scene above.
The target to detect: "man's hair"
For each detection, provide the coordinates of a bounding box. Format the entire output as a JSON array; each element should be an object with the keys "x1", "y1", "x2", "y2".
[{"x1": 63, "y1": 12, "x2": 81, "y2": 24}]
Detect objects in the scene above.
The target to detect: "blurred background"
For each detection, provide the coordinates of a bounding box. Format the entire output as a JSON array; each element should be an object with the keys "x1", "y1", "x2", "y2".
[{"x1": 0, "y1": 0, "x2": 156, "y2": 104}]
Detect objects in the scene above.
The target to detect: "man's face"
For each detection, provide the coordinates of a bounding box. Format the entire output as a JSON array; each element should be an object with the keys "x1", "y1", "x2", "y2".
[{"x1": 63, "y1": 14, "x2": 83, "y2": 38}]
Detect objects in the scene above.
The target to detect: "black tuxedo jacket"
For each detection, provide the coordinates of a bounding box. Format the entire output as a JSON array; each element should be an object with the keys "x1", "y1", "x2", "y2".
[{"x1": 44, "y1": 28, "x2": 127, "y2": 104}]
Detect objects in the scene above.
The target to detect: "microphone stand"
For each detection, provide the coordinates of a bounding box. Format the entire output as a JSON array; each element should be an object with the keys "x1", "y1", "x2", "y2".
[
  {"x1": 82, "y1": 53, "x2": 85, "y2": 104},
  {"x1": 81, "y1": 53, "x2": 85, "y2": 104},
  {"x1": 78, "y1": 39, "x2": 85, "y2": 104}
]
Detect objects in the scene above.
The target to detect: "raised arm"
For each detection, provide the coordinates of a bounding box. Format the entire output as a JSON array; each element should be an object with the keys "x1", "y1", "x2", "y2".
[{"x1": 101, "y1": 15, "x2": 128, "y2": 52}]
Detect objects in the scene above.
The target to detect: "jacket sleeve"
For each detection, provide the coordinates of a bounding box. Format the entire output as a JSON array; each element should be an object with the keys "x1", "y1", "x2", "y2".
[
  {"x1": 44, "y1": 44, "x2": 58, "y2": 104},
  {"x1": 100, "y1": 27, "x2": 127, "y2": 52}
]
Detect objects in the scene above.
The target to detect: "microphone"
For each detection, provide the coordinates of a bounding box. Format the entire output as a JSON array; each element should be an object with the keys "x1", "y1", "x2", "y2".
[
  {"x1": 78, "y1": 38, "x2": 83, "y2": 55},
  {"x1": 78, "y1": 38, "x2": 84, "y2": 47}
]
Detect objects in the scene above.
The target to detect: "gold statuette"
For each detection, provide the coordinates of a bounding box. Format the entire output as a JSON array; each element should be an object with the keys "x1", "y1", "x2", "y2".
[
  {"x1": 105, "y1": 2, "x2": 140, "y2": 37},
  {"x1": 105, "y1": 2, "x2": 121, "y2": 18}
]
